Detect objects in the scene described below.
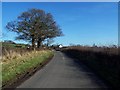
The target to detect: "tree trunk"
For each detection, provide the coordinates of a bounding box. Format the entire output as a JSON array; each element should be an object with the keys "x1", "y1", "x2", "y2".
[
  {"x1": 37, "y1": 38, "x2": 42, "y2": 48},
  {"x1": 32, "y1": 35, "x2": 35, "y2": 50}
]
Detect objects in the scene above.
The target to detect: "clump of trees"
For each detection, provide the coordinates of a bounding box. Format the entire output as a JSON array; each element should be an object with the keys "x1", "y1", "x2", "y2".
[{"x1": 6, "y1": 8, "x2": 63, "y2": 49}]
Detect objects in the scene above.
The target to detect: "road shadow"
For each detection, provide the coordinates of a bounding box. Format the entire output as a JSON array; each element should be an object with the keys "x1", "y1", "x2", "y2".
[{"x1": 63, "y1": 53, "x2": 111, "y2": 89}]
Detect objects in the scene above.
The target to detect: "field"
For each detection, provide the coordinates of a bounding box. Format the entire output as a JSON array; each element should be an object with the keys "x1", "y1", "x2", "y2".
[
  {"x1": 2, "y1": 42, "x2": 27, "y2": 48},
  {"x1": 1, "y1": 43, "x2": 54, "y2": 88},
  {"x1": 62, "y1": 46, "x2": 120, "y2": 88}
]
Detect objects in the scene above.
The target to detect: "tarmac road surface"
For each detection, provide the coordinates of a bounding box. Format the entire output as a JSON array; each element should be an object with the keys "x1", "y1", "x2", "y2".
[{"x1": 17, "y1": 51, "x2": 107, "y2": 88}]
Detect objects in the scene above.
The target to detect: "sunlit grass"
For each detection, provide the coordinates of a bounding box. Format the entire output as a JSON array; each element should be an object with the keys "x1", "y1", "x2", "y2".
[{"x1": 2, "y1": 50, "x2": 54, "y2": 86}]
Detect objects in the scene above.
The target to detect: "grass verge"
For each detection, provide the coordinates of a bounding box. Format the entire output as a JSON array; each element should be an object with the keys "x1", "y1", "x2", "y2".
[{"x1": 2, "y1": 50, "x2": 54, "y2": 88}]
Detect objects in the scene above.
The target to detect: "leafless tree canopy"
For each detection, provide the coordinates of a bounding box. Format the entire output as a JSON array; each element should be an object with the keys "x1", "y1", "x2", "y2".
[{"x1": 6, "y1": 8, "x2": 63, "y2": 49}]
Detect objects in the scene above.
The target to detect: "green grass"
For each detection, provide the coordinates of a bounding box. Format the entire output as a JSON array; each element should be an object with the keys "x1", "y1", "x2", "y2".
[
  {"x1": 2, "y1": 42, "x2": 26, "y2": 48},
  {"x1": 2, "y1": 43, "x2": 16, "y2": 48},
  {"x1": 2, "y1": 50, "x2": 54, "y2": 86}
]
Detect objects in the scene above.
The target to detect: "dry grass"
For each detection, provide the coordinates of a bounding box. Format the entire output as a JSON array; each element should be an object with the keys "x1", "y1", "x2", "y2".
[
  {"x1": 2, "y1": 47, "x2": 30, "y2": 62},
  {"x1": 1, "y1": 47, "x2": 54, "y2": 87},
  {"x1": 67, "y1": 46, "x2": 118, "y2": 55}
]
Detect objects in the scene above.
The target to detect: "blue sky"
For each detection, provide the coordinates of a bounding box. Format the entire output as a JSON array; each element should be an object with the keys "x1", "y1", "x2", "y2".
[
  {"x1": 2, "y1": 0, "x2": 120, "y2": 2},
  {"x1": 2, "y1": 2, "x2": 118, "y2": 46}
]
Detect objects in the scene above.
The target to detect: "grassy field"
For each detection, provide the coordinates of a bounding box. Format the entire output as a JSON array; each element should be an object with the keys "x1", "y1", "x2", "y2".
[
  {"x1": 2, "y1": 49, "x2": 54, "y2": 87},
  {"x1": 62, "y1": 46, "x2": 119, "y2": 88},
  {"x1": 2, "y1": 42, "x2": 27, "y2": 48}
]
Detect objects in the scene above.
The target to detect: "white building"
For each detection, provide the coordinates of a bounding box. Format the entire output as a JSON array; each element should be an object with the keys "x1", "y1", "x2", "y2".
[{"x1": 59, "y1": 45, "x2": 63, "y2": 48}]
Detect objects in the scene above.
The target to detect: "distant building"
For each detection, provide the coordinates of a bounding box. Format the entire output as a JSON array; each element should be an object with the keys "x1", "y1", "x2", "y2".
[{"x1": 59, "y1": 45, "x2": 63, "y2": 48}]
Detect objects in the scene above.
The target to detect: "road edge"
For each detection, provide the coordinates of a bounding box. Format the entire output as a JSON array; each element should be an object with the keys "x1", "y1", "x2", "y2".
[{"x1": 2, "y1": 52, "x2": 54, "y2": 90}]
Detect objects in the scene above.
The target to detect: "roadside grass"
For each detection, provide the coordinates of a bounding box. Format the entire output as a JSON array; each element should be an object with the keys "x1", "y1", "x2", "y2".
[{"x1": 2, "y1": 50, "x2": 54, "y2": 86}]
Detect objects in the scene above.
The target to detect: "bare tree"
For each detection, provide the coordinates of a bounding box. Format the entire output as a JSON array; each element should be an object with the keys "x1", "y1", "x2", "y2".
[{"x1": 6, "y1": 8, "x2": 63, "y2": 49}]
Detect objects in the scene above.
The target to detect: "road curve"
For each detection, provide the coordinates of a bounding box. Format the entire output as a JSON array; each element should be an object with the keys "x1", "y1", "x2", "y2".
[{"x1": 17, "y1": 51, "x2": 107, "y2": 88}]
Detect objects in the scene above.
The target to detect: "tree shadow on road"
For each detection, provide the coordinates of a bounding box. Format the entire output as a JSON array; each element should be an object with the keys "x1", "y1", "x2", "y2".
[{"x1": 63, "y1": 54, "x2": 110, "y2": 89}]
